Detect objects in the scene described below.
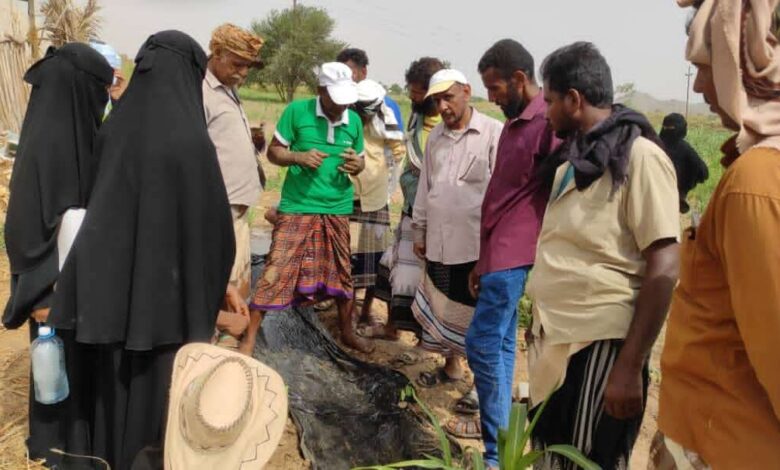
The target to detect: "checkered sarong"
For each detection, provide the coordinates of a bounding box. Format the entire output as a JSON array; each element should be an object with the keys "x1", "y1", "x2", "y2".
[
  {"x1": 251, "y1": 214, "x2": 352, "y2": 310},
  {"x1": 349, "y1": 201, "x2": 390, "y2": 289}
]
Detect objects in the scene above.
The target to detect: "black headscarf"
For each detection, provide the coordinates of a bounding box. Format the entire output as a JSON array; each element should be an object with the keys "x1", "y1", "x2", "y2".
[
  {"x1": 3, "y1": 43, "x2": 113, "y2": 329},
  {"x1": 564, "y1": 105, "x2": 665, "y2": 194},
  {"x1": 48, "y1": 31, "x2": 235, "y2": 350},
  {"x1": 659, "y1": 112, "x2": 709, "y2": 211}
]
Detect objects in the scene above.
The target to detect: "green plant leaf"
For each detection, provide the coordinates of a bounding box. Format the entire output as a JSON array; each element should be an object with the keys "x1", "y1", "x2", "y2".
[
  {"x1": 514, "y1": 450, "x2": 544, "y2": 469},
  {"x1": 497, "y1": 427, "x2": 507, "y2": 468},
  {"x1": 546, "y1": 445, "x2": 602, "y2": 470},
  {"x1": 503, "y1": 402, "x2": 528, "y2": 468},
  {"x1": 519, "y1": 391, "x2": 551, "y2": 455},
  {"x1": 410, "y1": 388, "x2": 453, "y2": 465},
  {"x1": 465, "y1": 447, "x2": 486, "y2": 470},
  {"x1": 351, "y1": 459, "x2": 452, "y2": 469}
]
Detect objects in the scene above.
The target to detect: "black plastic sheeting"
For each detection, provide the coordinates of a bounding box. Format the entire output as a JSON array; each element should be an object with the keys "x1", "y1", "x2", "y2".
[{"x1": 251, "y1": 307, "x2": 453, "y2": 469}]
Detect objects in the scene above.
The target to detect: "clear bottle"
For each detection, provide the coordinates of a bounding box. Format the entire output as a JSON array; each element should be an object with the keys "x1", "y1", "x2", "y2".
[{"x1": 30, "y1": 325, "x2": 69, "y2": 404}]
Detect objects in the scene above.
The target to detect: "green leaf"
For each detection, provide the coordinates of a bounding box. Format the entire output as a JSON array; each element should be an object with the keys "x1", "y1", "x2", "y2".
[
  {"x1": 514, "y1": 450, "x2": 544, "y2": 469},
  {"x1": 519, "y1": 391, "x2": 551, "y2": 455},
  {"x1": 503, "y1": 402, "x2": 528, "y2": 468},
  {"x1": 405, "y1": 387, "x2": 453, "y2": 465},
  {"x1": 351, "y1": 459, "x2": 451, "y2": 469},
  {"x1": 546, "y1": 445, "x2": 602, "y2": 470},
  {"x1": 497, "y1": 427, "x2": 507, "y2": 468},
  {"x1": 465, "y1": 447, "x2": 486, "y2": 470}
]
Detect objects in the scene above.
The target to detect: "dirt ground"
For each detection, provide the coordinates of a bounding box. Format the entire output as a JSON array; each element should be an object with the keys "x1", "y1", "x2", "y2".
[{"x1": 0, "y1": 188, "x2": 664, "y2": 469}]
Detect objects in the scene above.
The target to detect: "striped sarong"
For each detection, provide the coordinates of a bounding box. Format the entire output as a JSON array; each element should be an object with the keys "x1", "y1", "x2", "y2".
[
  {"x1": 349, "y1": 201, "x2": 391, "y2": 289},
  {"x1": 530, "y1": 339, "x2": 649, "y2": 470},
  {"x1": 251, "y1": 214, "x2": 352, "y2": 311},
  {"x1": 411, "y1": 260, "x2": 477, "y2": 357}
]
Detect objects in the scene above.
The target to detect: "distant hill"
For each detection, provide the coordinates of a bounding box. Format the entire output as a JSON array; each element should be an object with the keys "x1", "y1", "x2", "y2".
[{"x1": 622, "y1": 91, "x2": 712, "y2": 116}]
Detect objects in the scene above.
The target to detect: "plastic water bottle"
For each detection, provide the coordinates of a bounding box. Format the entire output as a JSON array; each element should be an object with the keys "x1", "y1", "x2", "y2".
[{"x1": 30, "y1": 325, "x2": 69, "y2": 404}]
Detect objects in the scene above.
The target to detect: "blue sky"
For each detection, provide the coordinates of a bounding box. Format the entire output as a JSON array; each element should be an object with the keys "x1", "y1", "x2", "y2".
[{"x1": 85, "y1": 0, "x2": 696, "y2": 101}]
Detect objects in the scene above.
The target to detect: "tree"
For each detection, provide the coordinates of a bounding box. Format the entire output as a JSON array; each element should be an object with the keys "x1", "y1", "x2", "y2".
[
  {"x1": 250, "y1": 6, "x2": 345, "y2": 103},
  {"x1": 40, "y1": 0, "x2": 102, "y2": 47},
  {"x1": 615, "y1": 82, "x2": 636, "y2": 106}
]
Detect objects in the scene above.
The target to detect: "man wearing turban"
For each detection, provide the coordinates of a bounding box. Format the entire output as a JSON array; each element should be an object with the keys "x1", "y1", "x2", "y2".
[
  {"x1": 203, "y1": 23, "x2": 266, "y2": 349},
  {"x1": 653, "y1": 1, "x2": 780, "y2": 468}
]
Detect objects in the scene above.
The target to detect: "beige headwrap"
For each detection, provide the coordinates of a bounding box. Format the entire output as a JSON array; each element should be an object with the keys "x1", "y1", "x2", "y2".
[
  {"x1": 680, "y1": 0, "x2": 780, "y2": 152},
  {"x1": 209, "y1": 23, "x2": 264, "y2": 65}
]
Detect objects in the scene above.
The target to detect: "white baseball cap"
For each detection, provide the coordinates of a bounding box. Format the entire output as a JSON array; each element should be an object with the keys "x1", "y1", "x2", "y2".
[
  {"x1": 318, "y1": 62, "x2": 358, "y2": 105},
  {"x1": 425, "y1": 69, "x2": 469, "y2": 98}
]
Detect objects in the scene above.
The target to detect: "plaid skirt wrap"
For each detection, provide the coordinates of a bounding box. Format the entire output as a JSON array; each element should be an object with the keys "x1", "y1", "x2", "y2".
[{"x1": 251, "y1": 214, "x2": 353, "y2": 311}]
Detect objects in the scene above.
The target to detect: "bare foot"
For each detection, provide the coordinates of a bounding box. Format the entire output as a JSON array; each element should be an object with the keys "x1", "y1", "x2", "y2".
[
  {"x1": 356, "y1": 324, "x2": 400, "y2": 341},
  {"x1": 341, "y1": 330, "x2": 375, "y2": 353}
]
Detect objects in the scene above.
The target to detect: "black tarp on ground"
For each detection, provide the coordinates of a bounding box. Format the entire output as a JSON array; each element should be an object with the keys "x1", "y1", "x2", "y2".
[{"x1": 251, "y1": 306, "x2": 449, "y2": 469}]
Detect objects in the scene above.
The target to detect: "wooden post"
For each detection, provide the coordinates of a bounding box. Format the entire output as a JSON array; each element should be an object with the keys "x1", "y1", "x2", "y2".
[
  {"x1": 26, "y1": 0, "x2": 40, "y2": 60},
  {"x1": 685, "y1": 65, "x2": 694, "y2": 119}
]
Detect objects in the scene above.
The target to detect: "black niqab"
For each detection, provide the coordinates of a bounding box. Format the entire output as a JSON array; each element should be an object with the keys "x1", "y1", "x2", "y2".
[
  {"x1": 3, "y1": 43, "x2": 113, "y2": 328},
  {"x1": 660, "y1": 113, "x2": 709, "y2": 207},
  {"x1": 49, "y1": 31, "x2": 235, "y2": 350}
]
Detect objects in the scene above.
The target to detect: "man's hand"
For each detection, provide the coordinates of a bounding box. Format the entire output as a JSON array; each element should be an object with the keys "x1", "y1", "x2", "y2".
[
  {"x1": 413, "y1": 242, "x2": 426, "y2": 260},
  {"x1": 224, "y1": 284, "x2": 249, "y2": 318},
  {"x1": 31, "y1": 308, "x2": 50, "y2": 323},
  {"x1": 468, "y1": 267, "x2": 481, "y2": 299},
  {"x1": 216, "y1": 310, "x2": 249, "y2": 338},
  {"x1": 339, "y1": 148, "x2": 365, "y2": 175},
  {"x1": 251, "y1": 123, "x2": 266, "y2": 152},
  {"x1": 603, "y1": 359, "x2": 644, "y2": 419},
  {"x1": 295, "y1": 149, "x2": 327, "y2": 169}
]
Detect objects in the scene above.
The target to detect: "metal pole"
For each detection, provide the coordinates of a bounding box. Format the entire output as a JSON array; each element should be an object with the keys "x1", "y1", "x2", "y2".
[
  {"x1": 27, "y1": 0, "x2": 41, "y2": 60},
  {"x1": 685, "y1": 65, "x2": 694, "y2": 119}
]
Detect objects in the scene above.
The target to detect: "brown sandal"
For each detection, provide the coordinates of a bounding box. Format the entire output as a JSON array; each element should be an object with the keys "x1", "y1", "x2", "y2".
[{"x1": 444, "y1": 415, "x2": 481, "y2": 439}]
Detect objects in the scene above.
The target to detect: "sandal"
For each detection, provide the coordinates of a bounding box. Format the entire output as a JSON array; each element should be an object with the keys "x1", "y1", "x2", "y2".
[
  {"x1": 356, "y1": 324, "x2": 400, "y2": 341},
  {"x1": 444, "y1": 415, "x2": 482, "y2": 439},
  {"x1": 416, "y1": 368, "x2": 460, "y2": 388},
  {"x1": 389, "y1": 351, "x2": 421, "y2": 368},
  {"x1": 452, "y1": 388, "x2": 480, "y2": 415},
  {"x1": 313, "y1": 299, "x2": 334, "y2": 311}
]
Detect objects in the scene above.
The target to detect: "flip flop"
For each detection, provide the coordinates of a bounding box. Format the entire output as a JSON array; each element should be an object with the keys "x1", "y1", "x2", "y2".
[
  {"x1": 452, "y1": 389, "x2": 480, "y2": 415},
  {"x1": 389, "y1": 351, "x2": 421, "y2": 368},
  {"x1": 444, "y1": 414, "x2": 482, "y2": 439},
  {"x1": 416, "y1": 368, "x2": 460, "y2": 388},
  {"x1": 356, "y1": 324, "x2": 400, "y2": 341},
  {"x1": 313, "y1": 299, "x2": 334, "y2": 311}
]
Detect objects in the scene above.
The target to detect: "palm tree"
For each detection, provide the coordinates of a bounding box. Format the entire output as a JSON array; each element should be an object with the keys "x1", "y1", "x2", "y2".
[{"x1": 40, "y1": 0, "x2": 102, "y2": 47}]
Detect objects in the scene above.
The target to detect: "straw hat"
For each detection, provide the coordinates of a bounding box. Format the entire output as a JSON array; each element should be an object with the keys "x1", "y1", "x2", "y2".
[{"x1": 165, "y1": 343, "x2": 287, "y2": 469}]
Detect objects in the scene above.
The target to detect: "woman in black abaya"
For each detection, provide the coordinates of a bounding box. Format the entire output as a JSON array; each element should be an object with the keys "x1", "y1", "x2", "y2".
[
  {"x1": 48, "y1": 31, "x2": 235, "y2": 470},
  {"x1": 2, "y1": 43, "x2": 113, "y2": 467}
]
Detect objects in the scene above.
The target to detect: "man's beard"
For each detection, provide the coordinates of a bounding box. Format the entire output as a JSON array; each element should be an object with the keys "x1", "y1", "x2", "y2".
[
  {"x1": 412, "y1": 97, "x2": 437, "y2": 116},
  {"x1": 501, "y1": 89, "x2": 525, "y2": 119}
]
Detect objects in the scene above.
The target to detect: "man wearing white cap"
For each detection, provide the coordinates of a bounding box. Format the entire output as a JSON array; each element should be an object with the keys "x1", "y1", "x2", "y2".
[
  {"x1": 242, "y1": 62, "x2": 372, "y2": 354},
  {"x1": 410, "y1": 69, "x2": 503, "y2": 410}
]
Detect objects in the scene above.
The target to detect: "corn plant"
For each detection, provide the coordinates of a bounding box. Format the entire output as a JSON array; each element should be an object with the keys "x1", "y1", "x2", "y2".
[{"x1": 353, "y1": 385, "x2": 601, "y2": 470}]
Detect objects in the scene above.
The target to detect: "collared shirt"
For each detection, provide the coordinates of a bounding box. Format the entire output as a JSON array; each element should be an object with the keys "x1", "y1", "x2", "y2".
[
  {"x1": 203, "y1": 69, "x2": 262, "y2": 207},
  {"x1": 273, "y1": 97, "x2": 364, "y2": 215},
  {"x1": 658, "y1": 146, "x2": 780, "y2": 468},
  {"x1": 412, "y1": 108, "x2": 503, "y2": 264},
  {"x1": 477, "y1": 93, "x2": 560, "y2": 275},
  {"x1": 526, "y1": 136, "x2": 680, "y2": 344},
  {"x1": 352, "y1": 130, "x2": 406, "y2": 212}
]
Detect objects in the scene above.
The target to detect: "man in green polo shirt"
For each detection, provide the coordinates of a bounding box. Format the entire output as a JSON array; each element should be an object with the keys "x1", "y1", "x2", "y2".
[{"x1": 242, "y1": 62, "x2": 373, "y2": 354}]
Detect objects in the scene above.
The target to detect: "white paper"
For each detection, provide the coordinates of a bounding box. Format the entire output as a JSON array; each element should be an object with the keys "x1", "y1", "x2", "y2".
[{"x1": 57, "y1": 208, "x2": 86, "y2": 271}]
